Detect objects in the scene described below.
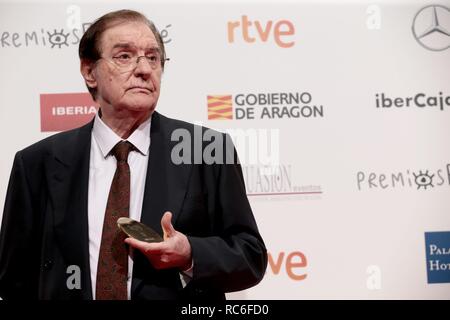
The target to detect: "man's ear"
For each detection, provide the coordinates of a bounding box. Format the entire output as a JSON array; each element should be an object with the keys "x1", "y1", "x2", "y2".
[{"x1": 80, "y1": 60, "x2": 97, "y2": 90}]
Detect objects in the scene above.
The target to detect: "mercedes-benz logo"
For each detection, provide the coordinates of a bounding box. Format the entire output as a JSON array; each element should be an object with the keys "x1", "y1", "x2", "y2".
[{"x1": 412, "y1": 5, "x2": 450, "y2": 51}]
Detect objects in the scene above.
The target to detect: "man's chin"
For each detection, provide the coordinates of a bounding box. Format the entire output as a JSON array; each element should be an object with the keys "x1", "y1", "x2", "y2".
[
  {"x1": 125, "y1": 103, "x2": 156, "y2": 114},
  {"x1": 119, "y1": 98, "x2": 156, "y2": 110}
]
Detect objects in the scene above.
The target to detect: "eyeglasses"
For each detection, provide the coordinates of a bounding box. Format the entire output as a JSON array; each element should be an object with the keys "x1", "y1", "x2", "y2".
[{"x1": 99, "y1": 51, "x2": 168, "y2": 73}]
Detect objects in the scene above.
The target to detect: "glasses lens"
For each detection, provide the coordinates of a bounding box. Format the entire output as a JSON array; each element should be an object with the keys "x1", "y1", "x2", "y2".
[{"x1": 102, "y1": 53, "x2": 162, "y2": 72}]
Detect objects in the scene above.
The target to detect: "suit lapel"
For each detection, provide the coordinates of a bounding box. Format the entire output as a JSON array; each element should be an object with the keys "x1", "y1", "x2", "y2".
[
  {"x1": 47, "y1": 121, "x2": 93, "y2": 299},
  {"x1": 140, "y1": 111, "x2": 192, "y2": 237}
]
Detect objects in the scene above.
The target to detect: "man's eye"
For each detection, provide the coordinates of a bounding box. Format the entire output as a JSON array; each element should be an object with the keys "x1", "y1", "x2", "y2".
[
  {"x1": 115, "y1": 54, "x2": 132, "y2": 62},
  {"x1": 147, "y1": 54, "x2": 158, "y2": 62}
]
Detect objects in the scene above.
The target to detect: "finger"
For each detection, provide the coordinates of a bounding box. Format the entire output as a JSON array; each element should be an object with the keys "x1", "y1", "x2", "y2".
[
  {"x1": 161, "y1": 211, "x2": 176, "y2": 239},
  {"x1": 124, "y1": 237, "x2": 164, "y2": 254}
]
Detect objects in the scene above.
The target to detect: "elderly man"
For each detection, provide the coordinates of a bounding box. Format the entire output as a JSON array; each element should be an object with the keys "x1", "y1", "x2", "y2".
[{"x1": 0, "y1": 9, "x2": 267, "y2": 300}]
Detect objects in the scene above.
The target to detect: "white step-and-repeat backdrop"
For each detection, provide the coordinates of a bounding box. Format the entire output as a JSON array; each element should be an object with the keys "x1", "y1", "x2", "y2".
[{"x1": 0, "y1": 0, "x2": 449, "y2": 299}]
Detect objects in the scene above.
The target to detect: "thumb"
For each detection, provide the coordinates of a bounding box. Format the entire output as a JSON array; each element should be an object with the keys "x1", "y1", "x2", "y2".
[{"x1": 161, "y1": 211, "x2": 176, "y2": 239}]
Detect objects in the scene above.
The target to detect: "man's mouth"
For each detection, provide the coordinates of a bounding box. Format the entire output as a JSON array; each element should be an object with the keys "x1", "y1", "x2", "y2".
[{"x1": 128, "y1": 86, "x2": 153, "y2": 93}]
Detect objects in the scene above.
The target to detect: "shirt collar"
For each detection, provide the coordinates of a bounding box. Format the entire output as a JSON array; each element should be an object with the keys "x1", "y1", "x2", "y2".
[{"x1": 92, "y1": 112, "x2": 151, "y2": 158}]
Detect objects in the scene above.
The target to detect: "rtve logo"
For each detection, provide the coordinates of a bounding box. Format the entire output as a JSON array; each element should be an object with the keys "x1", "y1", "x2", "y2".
[
  {"x1": 227, "y1": 15, "x2": 295, "y2": 48},
  {"x1": 267, "y1": 251, "x2": 308, "y2": 281}
]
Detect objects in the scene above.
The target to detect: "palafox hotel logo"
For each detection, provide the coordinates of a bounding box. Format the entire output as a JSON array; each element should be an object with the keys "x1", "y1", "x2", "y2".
[
  {"x1": 425, "y1": 231, "x2": 450, "y2": 284},
  {"x1": 207, "y1": 92, "x2": 324, "y2": 120},
  {"x1": 357, "y1": 164, "x2": 450, "y2": 191},
  {"x1": 40, "y1": 92, "x2": 99, "y2": 132}
]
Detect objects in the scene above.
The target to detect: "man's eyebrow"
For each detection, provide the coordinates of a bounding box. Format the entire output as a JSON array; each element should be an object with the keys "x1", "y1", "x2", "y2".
[
  {"x1": 111, "y1": 43, "x2": 135, "y2": 50},
  {"x1": 147, "y1": 47, "x2": 161, "y2": 52},
  {"x1": 111, "y1": 43, "x2": 160, "y2": 52}
]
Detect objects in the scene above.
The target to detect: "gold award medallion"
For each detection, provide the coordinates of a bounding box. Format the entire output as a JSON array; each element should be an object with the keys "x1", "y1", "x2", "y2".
[{"x1": 117, "y1": 217, "x2": 163, "y2": 243}]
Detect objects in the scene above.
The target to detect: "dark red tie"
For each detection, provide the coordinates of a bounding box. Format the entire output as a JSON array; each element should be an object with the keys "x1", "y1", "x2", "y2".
[{"x1": 96, "y1": 141, "x2": 134, "y2": 300}]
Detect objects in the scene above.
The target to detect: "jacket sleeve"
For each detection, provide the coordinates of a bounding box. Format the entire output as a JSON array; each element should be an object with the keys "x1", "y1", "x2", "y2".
[
  {"x1": 0, "y1": 152, "x2": 40, "y2": 299},
  {"x1": 187, "y1": 134, "x2": 268, "y2": 293}
]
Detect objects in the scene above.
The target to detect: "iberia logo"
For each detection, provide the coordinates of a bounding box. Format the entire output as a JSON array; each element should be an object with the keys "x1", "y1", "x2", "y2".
[
  {"x1": 40, "y1": 92, "x2": 99, "y2": 132},
  {"x1": 207, "y1": 95, "x2": 233, "y2": 120}
]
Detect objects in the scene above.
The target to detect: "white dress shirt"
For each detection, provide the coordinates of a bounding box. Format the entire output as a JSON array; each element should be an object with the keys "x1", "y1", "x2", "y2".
[
  {"x1": 87, "y1": 113, "x2": 192, "y2": 300},
  {"x1": 88, "y1": 113, "x2": 151, "y2": 299}
]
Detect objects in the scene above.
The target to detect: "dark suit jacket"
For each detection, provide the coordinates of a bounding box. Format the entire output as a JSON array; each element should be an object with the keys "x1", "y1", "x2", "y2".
[{"x1": 0, "y1": 111, "x2": 267, "y2": 300}]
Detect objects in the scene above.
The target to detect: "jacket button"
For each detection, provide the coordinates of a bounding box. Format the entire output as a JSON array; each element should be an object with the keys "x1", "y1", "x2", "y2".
[{"x1": 43, "y1": 260, "x2": 53, "y2": 270}]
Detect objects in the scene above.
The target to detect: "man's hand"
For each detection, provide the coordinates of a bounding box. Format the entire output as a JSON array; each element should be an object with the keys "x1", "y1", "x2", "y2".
[{"x1": 124, "y1": 211, "x2": 192, "y2": 271}]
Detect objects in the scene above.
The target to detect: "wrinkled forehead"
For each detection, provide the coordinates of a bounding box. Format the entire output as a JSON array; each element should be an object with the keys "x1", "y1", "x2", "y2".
[{"x1": 99, "y1": 21, "x2": 159, "y2": 54}]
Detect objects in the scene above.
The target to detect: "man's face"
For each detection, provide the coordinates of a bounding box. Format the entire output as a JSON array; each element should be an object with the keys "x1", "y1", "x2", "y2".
[{"x1": 90, "y1": 21, "x2": 163, "y2": 114}]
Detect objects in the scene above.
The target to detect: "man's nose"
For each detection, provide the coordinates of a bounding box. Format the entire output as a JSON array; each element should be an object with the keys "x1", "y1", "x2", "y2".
[{"x1": 133, "y1": 57, "x2": 152, "y2": 77}]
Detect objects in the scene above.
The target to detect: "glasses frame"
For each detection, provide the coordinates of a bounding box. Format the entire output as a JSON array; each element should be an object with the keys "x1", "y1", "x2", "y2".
[{"x1": 98, "y1": 52, "x2": 170, "y2": 73}]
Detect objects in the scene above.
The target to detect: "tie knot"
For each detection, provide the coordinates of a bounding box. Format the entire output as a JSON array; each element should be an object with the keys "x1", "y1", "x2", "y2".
[{"x1": 111, "y1": 141, "x2": 134, "y2": 162}]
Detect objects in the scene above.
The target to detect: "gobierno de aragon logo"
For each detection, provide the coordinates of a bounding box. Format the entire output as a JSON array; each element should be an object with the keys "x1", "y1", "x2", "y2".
[{"x1": 207, "y1": 92, "x2": 325, "y2": 120}]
